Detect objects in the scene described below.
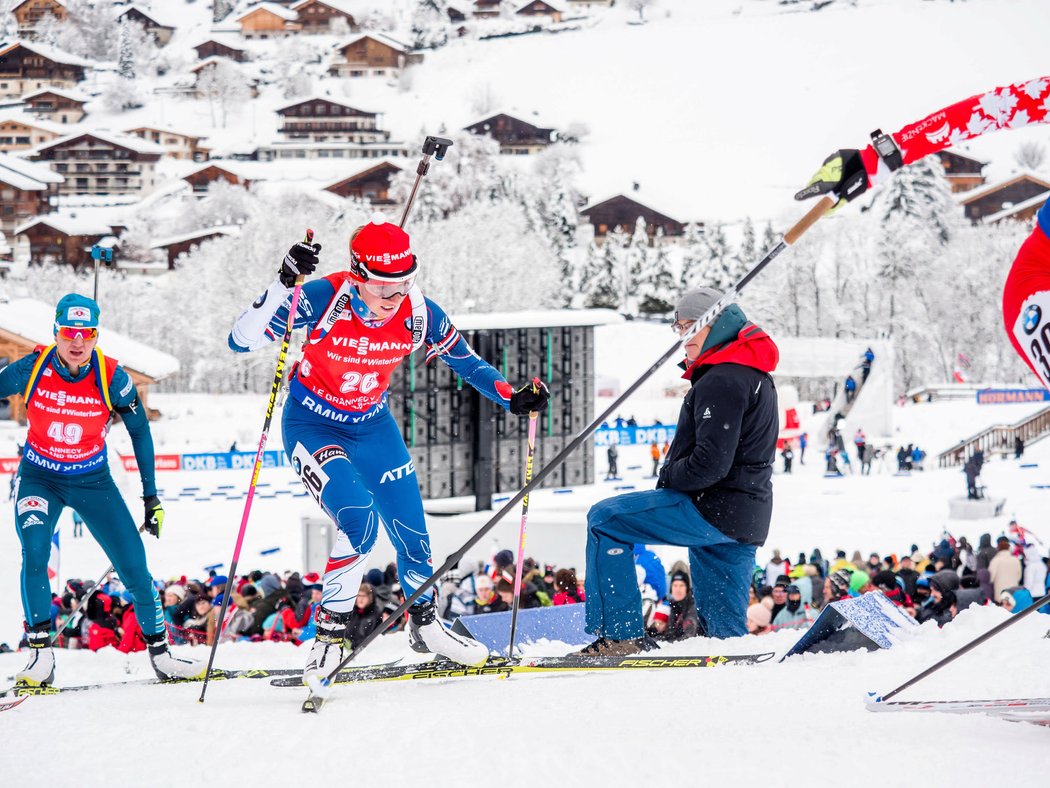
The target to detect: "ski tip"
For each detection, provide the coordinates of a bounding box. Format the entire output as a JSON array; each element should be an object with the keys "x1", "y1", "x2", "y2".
[
  {"x1": 867, "y1": 692, "x2": 883, "y2": 704},
  {"x1": 301, "y1": 696, "x2": 322, "y2": 714}
]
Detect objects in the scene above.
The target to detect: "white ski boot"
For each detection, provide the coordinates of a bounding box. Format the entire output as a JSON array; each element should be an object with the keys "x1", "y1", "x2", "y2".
[
  {"x1": 408, "y1": 600, "x2": 489, "y2": 667},
  {"x1": 303, "y1": 606, "x2": 351, "y2": 682},
  {"x1": 15, "y1": 626, "x2": 55, "y2": 687},
  {"x1": 145, "y1": 634, "x2": 206, "y2": 681}
]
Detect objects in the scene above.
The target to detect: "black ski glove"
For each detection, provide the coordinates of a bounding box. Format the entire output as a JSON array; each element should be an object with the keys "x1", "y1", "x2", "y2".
[
  {"x1": 509, "y1": 378, "x2": 551, "y2": 416},
  {"x1": 794, "y1": 149, "x2": 869, "y2": 210},
  {"x1": 279, "y1": 241, "x2": 322, "y2": 288},
  {"x1": 143, "y1": 495, "x2": 164, "y2": 539}
]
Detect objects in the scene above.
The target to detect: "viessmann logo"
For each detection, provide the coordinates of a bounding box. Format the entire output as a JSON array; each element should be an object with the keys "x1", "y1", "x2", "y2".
[{"x1": 36, "y1": 389, "x2": 99, "y2": 406}]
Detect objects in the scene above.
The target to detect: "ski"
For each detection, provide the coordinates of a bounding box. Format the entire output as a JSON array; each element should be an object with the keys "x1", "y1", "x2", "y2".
[
  {"x1": 0, "y1": 696, "x2": 27, "y2": 712},
  {"x1": 279, "y1": 651, "x2": 775, "y2": 689},
  {"x1": 0, "y1": 667, "x2": 302, "y2": 698},
  {"x1": 867, "y1": 696, "x2": 1050, "y2": 727}
]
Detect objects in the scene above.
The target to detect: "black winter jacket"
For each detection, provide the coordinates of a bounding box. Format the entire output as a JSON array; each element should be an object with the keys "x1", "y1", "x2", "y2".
[{"x1": 658, "y1": 319, "x2": 779, "y2": 546}]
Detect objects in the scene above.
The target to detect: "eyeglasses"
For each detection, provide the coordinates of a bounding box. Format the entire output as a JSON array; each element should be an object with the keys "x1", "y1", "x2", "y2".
[
  {"x1": 360, "y1": 278, "x2": 414, "y2": 299},
  {"x1": 56, "y1": 326, "x2": 98, "y2": 341},
  {"x1": 671, "y1": 319, "x2": 696, "y2": 335}
]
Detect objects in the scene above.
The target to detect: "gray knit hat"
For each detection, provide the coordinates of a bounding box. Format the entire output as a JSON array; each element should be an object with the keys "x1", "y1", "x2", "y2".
[{"x1": 674, "y1": 287, "x2": 727, "y2": 324}]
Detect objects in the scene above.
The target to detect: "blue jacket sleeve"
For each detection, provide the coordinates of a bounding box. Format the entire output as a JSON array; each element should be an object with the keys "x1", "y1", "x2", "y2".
[
  {"x1": 109, "y1": 366, "x2": 157, "y2": 499},
  {"x1": 0, "y1": 353, "x2": 36, "y2": 398},
  {"x1": 424, "y1": 298, "x2": 512, "y2": 411}
]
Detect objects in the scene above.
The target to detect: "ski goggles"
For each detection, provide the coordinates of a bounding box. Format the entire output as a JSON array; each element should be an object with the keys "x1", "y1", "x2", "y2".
[
  {"x1": 56, "y1": 326, "x2": 98, "y2": 341},
  {"x1": 360, "y1": 278, "x2": 415, "y2": 299},
  {"x1": 671, "y1": 319, "x2": 696, "y2": 335}
]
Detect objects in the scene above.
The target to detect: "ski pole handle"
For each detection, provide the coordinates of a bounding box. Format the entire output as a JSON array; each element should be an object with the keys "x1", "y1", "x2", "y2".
[{"x1": 784, "y1": 195, "x2": 835, "y2": 245}]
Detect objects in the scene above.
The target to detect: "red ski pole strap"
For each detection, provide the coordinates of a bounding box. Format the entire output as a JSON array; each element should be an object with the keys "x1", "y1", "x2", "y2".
[{"x1": 862, "y1": 76, "x2": 1050, "y2": 189}]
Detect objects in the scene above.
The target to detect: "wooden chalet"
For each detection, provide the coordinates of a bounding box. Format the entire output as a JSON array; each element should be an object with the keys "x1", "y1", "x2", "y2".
[
  {"x1": 0, "y1": 297, "x2": 177, "y2": 423},
  {"x1": 31, "y1": 131, "x2": 164, "y2": 197},
  {"x1": 150, "y1": 225, "x2": 238, "y2": 269},
  {"x1": 959, "y1": 173, "x2": 1050, "y2": 224},
  {"x1": 566, "y1": 0, "x2": 613, "y2": 7},
  {"x1": 14, "y1": 214, "x2": 124, "y2": 266},
  {"x1": 12, "y1": 0, "x2": 67, "y2": 33},
  {"x1": 193, "y1": 38, "x2": 247, "y2": 62},
  {"x1": 181, "y1": 163, "x2": 253, "y2": 194},
  {"x1": 464, "y1": 112, "x2": 557, "y2": 154},
  {"x1": 580, "y1": 193, "x2": 687, "y2": 241},
  {"x1": 0, "y1": 112, "x2": 63, "y2": 152},
  {"x1": 235, "y1": 2, "x2": 302, "y2": 39},
  {"x1": 447, "y1": 3, "x2": 469, "y2": 22},
  {"x1": 126, "y1": 126, "x2": 210, "y2": 161},
  {"x1": 290, "y1": 0, "x2": 358, "y2": 34},
  {"x1": 21, "y1": 87, "x2": 87, "y2": 124},
  {"x1": 515, "y1": 0, "x2": 564, "y2": 22},
  {"x1": 0, "y1": 153, "x2": 61, "y2": 237},
  {"x1": 936, "y1": 150, "x2": 987, "y2": 193},
  {"x1": 277, "y1": 97, "x2": 387, "y2": 143},
  {"x1": 983, "y1": 191, "x2": 1049, "y2": 226},
  {"x1": 117, "y1": 5, "x2": 176, "y2": 46},
  {"x1": 323, "y1": 161, "x2": 403, "y2": 204},
  {"x1": 255, "y1": 140, "x2": 409, "y2": 161},
  {"x1": 0, "y1": 41, "x2": 88, "y2": 98},
  {"x1": 329, "y1": 34, "x2": 423, "y2": 78},
  {"x1": 473, "y1": 0, "x2": 503, "y2": 17}
]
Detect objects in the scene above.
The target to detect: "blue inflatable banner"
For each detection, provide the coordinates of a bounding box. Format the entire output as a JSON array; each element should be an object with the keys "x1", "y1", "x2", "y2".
[
  {"x1": 976, "y1": 388, "x2": 1050, "y2": 404},
  {"x1": 180, "y1": 451, "x2": 286, "y2": 472},
  {"x1": 594, "y1": 425, "x2": 677, "y2": 446}
]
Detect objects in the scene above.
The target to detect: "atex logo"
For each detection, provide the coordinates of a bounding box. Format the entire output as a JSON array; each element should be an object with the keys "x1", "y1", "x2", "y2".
[{"x1": 380, "y1": 459, "x2": 415, "y2": 483}]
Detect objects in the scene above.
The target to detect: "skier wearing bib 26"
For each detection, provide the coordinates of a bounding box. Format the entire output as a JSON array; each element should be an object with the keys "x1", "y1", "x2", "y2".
[
  {"x1": 229, "y1": 216, "x2": 550, "y2": 678},
  {"x1": 791, "y1": 76, "x2": 1050, "y2": 396},
  {"x1": 0, "y1": 294, "x2": 204, "y2": 686}
]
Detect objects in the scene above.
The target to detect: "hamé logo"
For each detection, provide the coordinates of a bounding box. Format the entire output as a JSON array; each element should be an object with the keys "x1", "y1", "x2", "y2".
[{"x1": 702, "y1": 407, "x2": 712, "y2": 420}]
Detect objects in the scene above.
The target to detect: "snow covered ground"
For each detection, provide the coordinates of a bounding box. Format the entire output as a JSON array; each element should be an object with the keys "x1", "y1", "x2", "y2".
[{"x1": 3, "y1": 318, "x2": 1050, "y2": 783}]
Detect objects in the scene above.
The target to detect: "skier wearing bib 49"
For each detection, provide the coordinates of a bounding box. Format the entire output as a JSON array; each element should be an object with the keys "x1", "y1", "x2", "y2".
[
  {"x1": 791, "y1": 76, "x2": 1050, "y2": 392},
  {"x1": 0, "y1": 294, "x2": 204, "y2": 687},
  {"x1": 229, "y1": 215, "x2": 550, "y2": 679}
]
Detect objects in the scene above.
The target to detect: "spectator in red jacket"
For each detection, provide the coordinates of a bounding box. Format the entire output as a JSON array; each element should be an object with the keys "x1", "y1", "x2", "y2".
[{"x1": 552, "y1": 568, "x2": 586, "y2": 606}]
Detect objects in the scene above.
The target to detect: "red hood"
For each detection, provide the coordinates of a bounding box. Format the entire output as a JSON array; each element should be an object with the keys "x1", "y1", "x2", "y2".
[{"x1": 681, "y1": 323, "x2": 779, "y2": 380}]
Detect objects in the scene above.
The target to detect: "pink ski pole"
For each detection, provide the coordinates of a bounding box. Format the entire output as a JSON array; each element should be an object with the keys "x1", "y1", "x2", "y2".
[
  {"x1": 199, "y1": 230, "x2": 313, "y2": 702},
  {"x1": 507, "y1": 379, "x2": 541, "y2": 657}
]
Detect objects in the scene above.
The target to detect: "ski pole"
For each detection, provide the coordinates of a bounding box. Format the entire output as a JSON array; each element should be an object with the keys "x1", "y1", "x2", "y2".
[
  {"x1": 199, "y1": 229, "x2": 313, "y2": 704},
  {"x1": 508, "y1": 384, "x2": 541, "y2": 657},
  {"x1": 301, "y1": 194, "x2": 836, "y2": 712},
  {"x1": 876, "y1": 590, "x2": 1050, "y2": 703},
  {"x1": 399, "y1": 135, "x2": 453, "y2": 229}
]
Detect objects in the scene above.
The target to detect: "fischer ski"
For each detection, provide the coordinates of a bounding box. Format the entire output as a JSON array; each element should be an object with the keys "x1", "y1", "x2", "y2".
[
  {"x1": 278, "y1": 651, "x2": 775, "y2": 688},
  {"x1": 0, "y1": 667, "x2": 302, "y2": 698}
]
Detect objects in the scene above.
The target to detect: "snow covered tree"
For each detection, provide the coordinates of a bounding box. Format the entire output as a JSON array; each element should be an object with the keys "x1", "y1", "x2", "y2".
[
  {"x1": 637, "y1": 230, "x2": 676, "y2": 314},
  {"x1": 622, "y1": 216, "x2": 649, "y2": 312},
  {"x1": 700, "y1": 223, "x2": 740, "y2": 291},
  {"x1": 584, "y1": 230, "x2": 626, "y2": 309},
  {"x1": 737, "y1": 216, "x2": 756, "y2": 266},
  {"x1": 628, "y1": 0, "x2": 656, "y2": 23},
  {"x1": 118, "y1": 20, "x2": 135, "y2": 81},
  {"x1": 1015, "y1": 141, "x2": 1047, "y2": 171},
  {"x1": 197, "y1": 60, "x2": 251, "y2": 128},
  {"x1": 213, "y1": 0, "x2": 234, "y2": 24},
  {"x1": 410, "y1": 0, "x2": 449, "y2": 50},
  {"x1": 679, "y1": 222, "x2": 706, "y2": 290}
]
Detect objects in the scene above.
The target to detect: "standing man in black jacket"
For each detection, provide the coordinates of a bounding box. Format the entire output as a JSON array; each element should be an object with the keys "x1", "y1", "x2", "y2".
[{"x1": 579, "y1": 288, "x2": 780, "y2": 655}]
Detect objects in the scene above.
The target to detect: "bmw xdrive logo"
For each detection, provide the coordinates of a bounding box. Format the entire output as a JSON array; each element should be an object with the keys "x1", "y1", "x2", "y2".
[{"x1": 1023, "y1": 304, "x2": 1042, "y2": 335}]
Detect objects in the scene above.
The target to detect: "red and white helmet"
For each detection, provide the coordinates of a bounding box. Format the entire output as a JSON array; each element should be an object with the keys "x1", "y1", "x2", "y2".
[{"x1": 350, "y1": 213, "x2": 417, "y2": 283}]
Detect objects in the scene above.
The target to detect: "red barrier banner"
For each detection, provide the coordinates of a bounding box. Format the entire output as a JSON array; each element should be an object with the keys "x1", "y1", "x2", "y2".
[
  {"x1": 0, "y1": 457, "x2": 19, "y2": 473},
  {"x1": 120, "y1": 454, "x2": 182, "y2": 472}
]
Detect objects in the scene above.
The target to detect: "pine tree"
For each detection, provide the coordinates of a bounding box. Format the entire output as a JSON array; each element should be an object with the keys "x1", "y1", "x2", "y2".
[
  {"x1": 584, "y1": 230, "x2": 626, "y2": 309},
  {"x1": 213, "y1": 0, "x2": 233, "y2": 24},
  {"x1": 680, "y1": 222, "x2": 706, "y2": 290},
  {"x1": 538, "y1": 166, "x2": 580, "y2": 304},
  {"x1": 702, "y1": 223, "x2": 738, "y2": 291},
  {"x1": 118, "y1": 20, "x2": 134, "y2": 82},
  {"x1": 638, "y1": 229, "x2": 676, "y2": 314},
  {"x1": 622, "y1": 216, "x2": 649, "y2": 313},
  {"x1": 410, "y1": 0, "x2": 449, "y2": 50},
  {"x1": 738, "y1": 216, "x2": 756, "y2": 265}
]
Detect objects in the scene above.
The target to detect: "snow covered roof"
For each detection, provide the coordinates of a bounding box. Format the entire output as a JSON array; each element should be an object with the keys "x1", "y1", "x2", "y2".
[
  {"x1": 275, "y1": 96, "x2": 378, "y2": 115},
  {"x1": 335, "y1": 32, "x2": 411, "y2": 54},
  {"x1": 580, "y1": 191, "x2": 686, "y2": 224},
  {"x1": 982, "y1": 191, "x2": 1049, "y2": 224},
  {"x1": 190, "y1": 34, "x2": 246, "y2": 51},
  {"x1": 0, "y1": 297, "x2": 179, "y2": 381},
  {"x1": 0, "y1": 110, "x2": 70, "y2": 135},
  {"x1": 124, "y1": 125, "x2": 208, "y2": 143},
  {"x1": 14, "y1": 213, "x2": 119, "y2": 237},
  {"x1": 20, "y1": 87, "x2": 90, "y2": 104},
  {"x1": 322, "y1": 157, "x2": 405, "y2": 189},
  {"x1": 235, "y1": 2, "x2": 299, "y2": 22},
  {"x1": 115, "y1": 4, "x2": 177, "y2": 28},
  {"x1": 0, "y1": 153, "x2": 62, "y2": 190},
  {"x1": 0, "y1": 40, "x2": 93, "y2": 69},
  {"x1": 34, "y1": 130, "x2": 166, "y2": 157},
  {"x1": 11, "y1": 0, "x2": 65, "y2": 13},
  {"x1": 149, "y1": 225, "x2": 240, "y2": 249},
  {"x1": 450, "y1": 309, "x2": 623, "y2": 331},
  {"x1": 290, "y1": 0, "x2": 356, "y2": 13},
  {"x1": 957, "y1": 171, "x2": 1050, "y2": 204},
  {"x1": 516, "y1": 0, "x2": 567, "y2": 13}
]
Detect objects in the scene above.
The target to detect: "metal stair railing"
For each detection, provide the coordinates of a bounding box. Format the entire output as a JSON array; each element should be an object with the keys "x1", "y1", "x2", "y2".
[{"x1": 937, "y1": 405, "x2": 1050, "y2": 468}]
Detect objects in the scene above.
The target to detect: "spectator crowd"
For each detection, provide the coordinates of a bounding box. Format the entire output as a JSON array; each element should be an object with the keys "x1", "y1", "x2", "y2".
[{"x1": 11, "y1": 523, "x2": 1049, "y2": 656}]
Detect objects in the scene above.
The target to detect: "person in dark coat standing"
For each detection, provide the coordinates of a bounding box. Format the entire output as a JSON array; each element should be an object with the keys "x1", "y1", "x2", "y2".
[
  {"x1": 648, "y1": 570, "x2": 700, "y2": 642},
  {"x1": 976, "y1": 533, "x2": 997, "y2": 570},
  {"x1": 346, "y1": 583, "x2": 384, "y2": 649},
  {"x1": 579, "y1": 287, "x2": 779, "y2": 655}
]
